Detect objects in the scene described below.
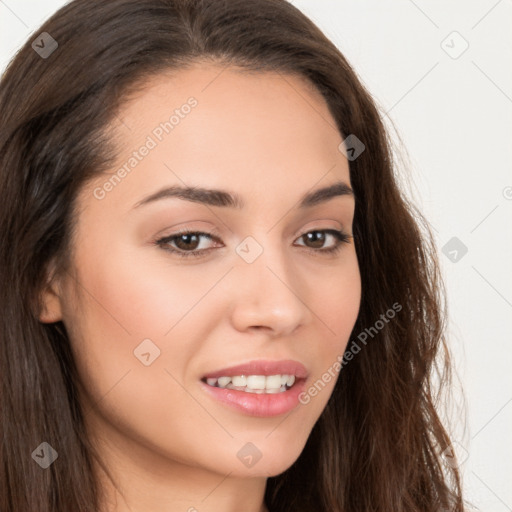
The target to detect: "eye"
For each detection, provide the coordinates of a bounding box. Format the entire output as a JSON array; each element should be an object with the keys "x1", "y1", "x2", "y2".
[
  {"x1": 155, "y1": 228, "x2": 352, "y2": 259},
  {"x1": 156, "y1": 230, "x2": 221, "y2": 258},
  {"x1": 295, "y1": 229, "x2": 352, "y2": 255}
]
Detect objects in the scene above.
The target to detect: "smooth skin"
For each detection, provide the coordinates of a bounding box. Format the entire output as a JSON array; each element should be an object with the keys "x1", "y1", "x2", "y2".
[{"x1": 39, "y1": 63, "x2": 361, "y2": 512}]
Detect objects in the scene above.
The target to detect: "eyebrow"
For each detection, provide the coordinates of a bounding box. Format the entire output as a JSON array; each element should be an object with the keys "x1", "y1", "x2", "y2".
[{"x1": 132, "y1": 180, "x2": 354, "y2": 210}]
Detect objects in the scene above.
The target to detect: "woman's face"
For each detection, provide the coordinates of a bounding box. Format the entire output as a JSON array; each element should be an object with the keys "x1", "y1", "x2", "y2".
[{"x1": 42, "y1": 63, "x2": 361, "y2": 480}]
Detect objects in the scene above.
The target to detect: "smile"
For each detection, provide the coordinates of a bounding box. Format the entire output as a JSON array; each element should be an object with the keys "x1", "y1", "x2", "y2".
[
  {"x1": 199, "y1": 359, "x2": 308, "y2": 416},
  {"x1": 203, "y1": 374, "x2": 296, "y2": 394}
]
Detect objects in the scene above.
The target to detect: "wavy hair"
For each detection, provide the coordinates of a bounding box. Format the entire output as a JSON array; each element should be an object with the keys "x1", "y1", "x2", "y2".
[{"x1": 0, "y1": 0, "x2": 464, "y2": 510}]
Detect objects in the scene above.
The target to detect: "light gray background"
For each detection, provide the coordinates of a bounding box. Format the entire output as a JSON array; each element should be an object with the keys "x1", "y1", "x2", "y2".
[{"x1": 1, "y1": 1, "x2": 511, "y2": 510}]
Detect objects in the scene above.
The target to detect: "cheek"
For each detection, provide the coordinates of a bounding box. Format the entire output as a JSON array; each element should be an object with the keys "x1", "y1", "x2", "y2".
[
  {"x1": 301, "y1": 253, "x2": 361, "y2": 405},
  {"x1": 72, "y1": 240, "x2": 226, "y2": 340},
  {"x1": 62, "y1": 248, "x2": 222, "y2": 466},
  {"x1": 314, "y1": 253, "x2": 362, "y2": 352},
  {"x1": 64, "y1": 241, "x2": 232, "y2": 408}
]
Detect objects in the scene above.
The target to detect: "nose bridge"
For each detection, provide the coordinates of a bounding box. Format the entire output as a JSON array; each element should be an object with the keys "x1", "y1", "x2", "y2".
[{"x1": 229, "y1": 232, "x2": 311, "y2": 334}]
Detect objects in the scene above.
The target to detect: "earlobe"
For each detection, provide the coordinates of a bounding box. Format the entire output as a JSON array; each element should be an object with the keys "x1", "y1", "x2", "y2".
[
  {"x1": 39, "y1": 286, "x2": 63, "y2": 323},
  {"x1": 38, "y1": 265, "x2": 64, "y2": 324}
]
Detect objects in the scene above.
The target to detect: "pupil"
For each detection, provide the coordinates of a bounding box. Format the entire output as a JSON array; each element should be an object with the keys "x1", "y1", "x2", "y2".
[
  {"x1": 177, "y1": 234, "x2": 199, "y2": 250},
  {"x1": 306, "y1": 231, "x2": 324, "y2": 248}
]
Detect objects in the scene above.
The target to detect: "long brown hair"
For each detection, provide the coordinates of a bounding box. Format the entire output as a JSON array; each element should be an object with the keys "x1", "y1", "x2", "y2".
[{"x1": 0, "y1": 0, "x2": 465, "y2": 510}]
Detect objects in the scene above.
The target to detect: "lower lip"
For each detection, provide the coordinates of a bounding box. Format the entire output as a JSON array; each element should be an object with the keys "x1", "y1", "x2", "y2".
[{"x1": 200, "y1": 379, "x2": 307, "y2": 417}]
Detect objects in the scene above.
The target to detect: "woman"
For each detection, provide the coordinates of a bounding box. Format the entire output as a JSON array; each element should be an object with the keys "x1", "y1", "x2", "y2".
[{"x1": 0, "y1": 0, "x2": 465, "y2": 510}]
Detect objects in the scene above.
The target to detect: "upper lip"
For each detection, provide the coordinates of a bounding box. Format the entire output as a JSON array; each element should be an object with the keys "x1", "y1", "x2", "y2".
[{"x1": 202, "y1": 359, "x2": 308, "y2": 379}]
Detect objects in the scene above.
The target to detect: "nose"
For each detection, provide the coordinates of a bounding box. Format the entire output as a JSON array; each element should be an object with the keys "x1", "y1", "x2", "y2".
[{"x1": 228, "y1": 240, "x2": 312, "y2": 337}]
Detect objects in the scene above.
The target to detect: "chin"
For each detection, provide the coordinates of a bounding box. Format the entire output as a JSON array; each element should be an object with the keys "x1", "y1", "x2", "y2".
[{"x1": 224, "y1": 444, "x2": 306, "y2": 479}]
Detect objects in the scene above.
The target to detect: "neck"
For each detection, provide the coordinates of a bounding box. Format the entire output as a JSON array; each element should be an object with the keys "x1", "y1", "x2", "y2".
[{"x1": 90, "y1": 423, "x2": 270, "y2": 512}]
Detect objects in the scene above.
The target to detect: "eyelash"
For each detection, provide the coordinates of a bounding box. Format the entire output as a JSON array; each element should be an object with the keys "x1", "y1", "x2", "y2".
[{"x1": 155, "y1": 228, "x2": 352, "y2": 259}]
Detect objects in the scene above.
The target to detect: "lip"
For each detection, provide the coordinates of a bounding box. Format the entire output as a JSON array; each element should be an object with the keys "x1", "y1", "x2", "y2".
[{"x1": 200, "y1": 359, "x2": 308, "y2": 417}]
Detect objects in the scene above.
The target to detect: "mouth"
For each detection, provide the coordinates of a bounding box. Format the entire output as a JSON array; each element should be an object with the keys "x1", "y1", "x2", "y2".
[{"x1": 199, "y1": 359, "x2": 308, "y2": 417}]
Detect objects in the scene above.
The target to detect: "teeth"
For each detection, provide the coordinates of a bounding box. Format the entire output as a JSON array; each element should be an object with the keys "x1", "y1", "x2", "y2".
[
  {"x1": 204, "y1": 374, "x2": 297, "y2": 393},
  {"x1": 217, "y1": 376, "x2": 231, "y2": 388},
  {"x1": 265, "y1": 375, "x2": 282, "y2": 389},
  {"x1": 231, "y1": 375, "x2": 247, "y2": 387},
  {"x1": 246, "y1": 375, "x2": 266, "y2": 389}
]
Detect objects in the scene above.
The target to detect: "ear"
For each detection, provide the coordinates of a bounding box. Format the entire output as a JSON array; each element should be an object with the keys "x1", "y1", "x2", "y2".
[{"x1": 38, "y1": 261, "x2": 64, "y2": 324}]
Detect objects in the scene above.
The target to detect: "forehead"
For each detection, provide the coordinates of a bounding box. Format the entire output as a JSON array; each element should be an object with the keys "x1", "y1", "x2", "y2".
[
  {"x1": 114, "y1": 63, "x2": 343, "y2": 156},
  {"x1": 81, "y1": 63, "x2": 351, "y2": 213}
]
